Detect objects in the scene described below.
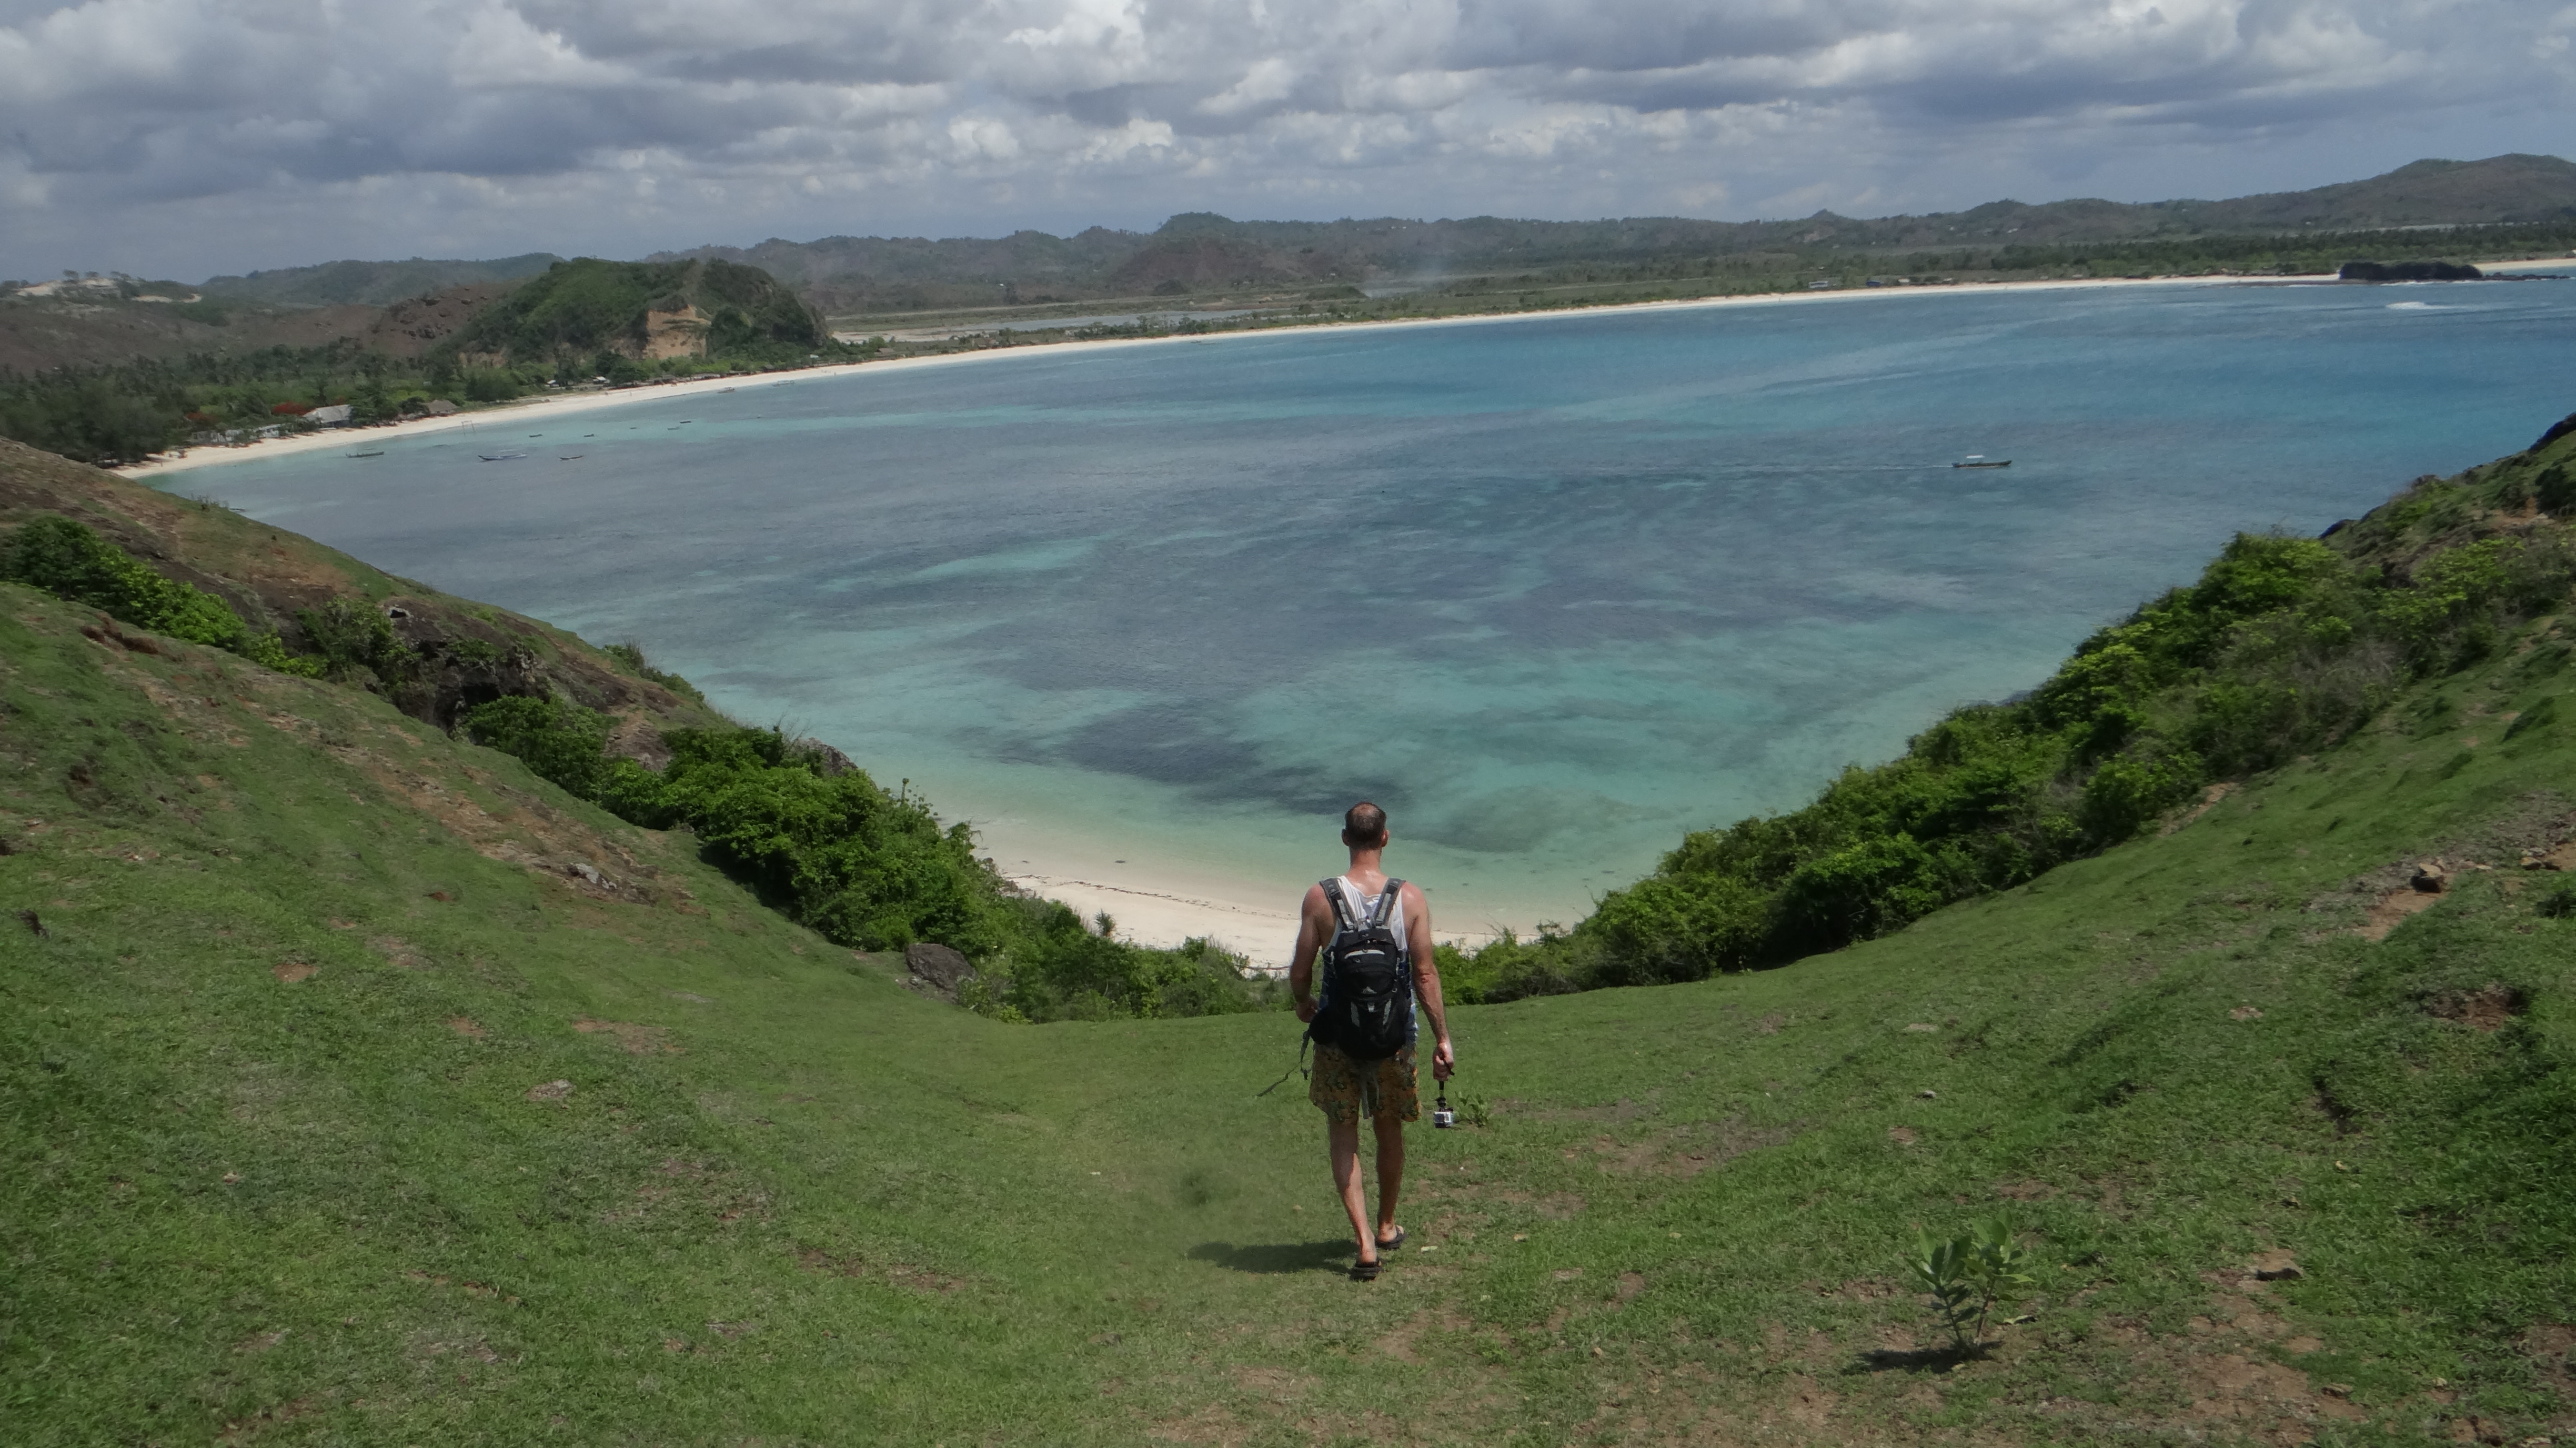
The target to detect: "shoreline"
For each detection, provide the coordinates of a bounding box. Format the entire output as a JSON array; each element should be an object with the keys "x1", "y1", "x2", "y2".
[
  {"x1": 117, "y1": 271, "x2": 2271, "y2": 482},
  {"x1": 108, "y1": 263, "x2": 2551, "y2": 966}
]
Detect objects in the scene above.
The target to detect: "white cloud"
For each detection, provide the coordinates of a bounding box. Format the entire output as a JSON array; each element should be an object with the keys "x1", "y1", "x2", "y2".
[{"x1": 0, "y1": 0, "x2": 2568, "y2": 277}]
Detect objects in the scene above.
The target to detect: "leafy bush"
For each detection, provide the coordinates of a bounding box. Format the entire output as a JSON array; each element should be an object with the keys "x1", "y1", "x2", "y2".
[
  {"x1": 460, "y1": 696, "x2": 612, "y2": 798},
  {"x1": 1, "y1": 515, "x2": 317, "y2": 674},
  {"x1": 451, "y1": 698, "x2": 1272, "y2": 1020},
  {"x1": 1445, "y1": 462, "x2": 2576, "y2": 993},
  {"x1": 296, "y1": 597, "x2": 415, "y2": 685},
  {"x1": 603, "y1": 641, "x2": 706, "y2": 702},
  {"x1": 461, "y1": 370, "x2": 521, "y2": 404}
]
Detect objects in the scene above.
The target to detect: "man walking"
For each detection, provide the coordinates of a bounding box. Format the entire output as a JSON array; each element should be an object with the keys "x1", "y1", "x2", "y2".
[{"x1": 1290, "y1": 801, "x2": 1454, "y2": 1281}]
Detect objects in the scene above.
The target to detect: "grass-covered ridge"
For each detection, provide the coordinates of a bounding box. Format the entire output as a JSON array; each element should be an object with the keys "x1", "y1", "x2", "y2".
[
  {"x1": 0, "y1": 439, "x2": 1271, "y2": 1024},
  {"x1": 5, "y1": 479, "x2": 2574, "y2": 1442},
  {"x1": 4, "y1": 429, "x2": 2575, "y2": 1442},
  {"x1": 1444, "y1": 414, "x2": 2576, "y2": 1002}
]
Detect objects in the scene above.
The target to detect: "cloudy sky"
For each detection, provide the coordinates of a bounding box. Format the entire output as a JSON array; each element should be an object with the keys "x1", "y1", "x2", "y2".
[{"x1": 4, "y1": 0, "x2": 2571, "y2": 281}]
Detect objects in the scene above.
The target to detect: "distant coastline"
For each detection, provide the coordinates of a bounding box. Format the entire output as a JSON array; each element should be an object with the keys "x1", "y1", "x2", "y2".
[{"x1": 118, "y1": 270, "x2": 2292, "y2": 483}]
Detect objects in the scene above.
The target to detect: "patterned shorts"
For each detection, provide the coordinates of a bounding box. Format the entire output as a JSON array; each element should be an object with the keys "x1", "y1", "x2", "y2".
[{"x1": 1310, "y1": 1043, "x2": 1418, "y2": 1125}]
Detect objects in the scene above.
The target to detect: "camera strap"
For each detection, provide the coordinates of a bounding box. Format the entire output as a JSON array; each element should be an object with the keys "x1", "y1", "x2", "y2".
[{"x1": 1254, "y1": 1034, "x2": 1312, "y2": 1099}]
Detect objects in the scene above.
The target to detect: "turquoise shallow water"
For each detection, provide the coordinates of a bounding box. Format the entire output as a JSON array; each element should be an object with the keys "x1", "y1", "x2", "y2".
[{"x1": 184, "y1": 280, "x2": 2576, "y2": 937}]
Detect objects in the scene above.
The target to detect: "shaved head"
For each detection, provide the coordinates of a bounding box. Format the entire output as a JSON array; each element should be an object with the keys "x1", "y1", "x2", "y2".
[{"x1": 1342, "y1": 801, "x2": 1388, "y2": 850}]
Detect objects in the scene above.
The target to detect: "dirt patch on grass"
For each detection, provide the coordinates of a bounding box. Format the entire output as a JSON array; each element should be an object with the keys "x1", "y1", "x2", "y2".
[
  {"x1": 2426, "y1": 982, "x2": 2528, "y2": 1032},
  {"x1": 216, "y1": 1395, "x2": 316, "y2": 1442},
  {"x1": 271, "y1": 960, "x2": 315, "y2": 982},
  {"x1": 2523, "y1": 1323, "x2": 2576, "y2": 1406},
  {"x1": 371, "y1": 936, "x2": 427, "y2": 969},
  {"x1": 2164, "y1": 782, "x2": 2239, "y2": 834},
  {"x1": 446, "y1": 1017, "x2": 484, "y2": 1038},
  {"x1": 793, "y1": 1245, "x2": 962, "y2": 1294},
  {"x1": 2358, "y1": 886, "x2": 2446, "y2": 940},
  {"x1": 1583, "y1": 1117, "x2": 1800, "y2": 1177},
  {"x1": 573, "y1": 1018, "x2": 679, "y2": 1054},
  {"x1": 1227, "y1": 1364, "x2": 1315, "y2": 1399}
]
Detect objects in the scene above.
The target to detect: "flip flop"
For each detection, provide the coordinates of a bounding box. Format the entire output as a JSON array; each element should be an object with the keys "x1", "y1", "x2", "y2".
[
  {"x1": 1350, "y1": 1256, "x2": 1382, "y2": 1282},
  {"x1": 1375, "y1": 1226, "x2": 1407, "y2": 1253}
]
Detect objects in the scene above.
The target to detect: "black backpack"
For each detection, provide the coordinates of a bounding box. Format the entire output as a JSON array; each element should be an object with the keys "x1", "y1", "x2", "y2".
[{"x1": 1312, "y1": 878, "x2": 1412, "y2": 1062}]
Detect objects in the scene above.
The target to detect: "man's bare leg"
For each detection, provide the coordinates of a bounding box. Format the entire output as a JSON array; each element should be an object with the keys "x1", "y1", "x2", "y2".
[
  {"x1": 1373, "y1": 1111, "x2": 1406, "y2": 1245},
  {"x1": 1328, "y1": 1119, "x2": 1376, "y2": 1263}
]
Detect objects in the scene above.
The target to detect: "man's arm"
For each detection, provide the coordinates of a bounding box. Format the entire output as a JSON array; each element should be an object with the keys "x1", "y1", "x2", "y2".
[
  {"x1": 1404, "y1": 882, "x2": 1454, "y2": 1081},
  {"x1": 1288, "y1": 883, "x2": 1329, "y2": 1023}
]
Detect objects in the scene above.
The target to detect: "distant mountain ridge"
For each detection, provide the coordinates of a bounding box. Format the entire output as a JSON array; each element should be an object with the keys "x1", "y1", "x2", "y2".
[
  {"x1": 165, "y1": 154, "x2": 2576, "y2": 314},
  {"x1": 652, "y1": 153, "x2": 2576, "y2": 313},
  {"x1": 199, "y1": 253, "x2": 562, "y2": 307}
]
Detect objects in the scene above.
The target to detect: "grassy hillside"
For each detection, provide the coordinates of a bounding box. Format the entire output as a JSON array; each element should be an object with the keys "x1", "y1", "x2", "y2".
[
  {"x1": 3, "y1": 440, "x2": 2572, "y2": 1444},
  {"x1": 444, "y1": 258, "x2": 828, "y2": 373}
]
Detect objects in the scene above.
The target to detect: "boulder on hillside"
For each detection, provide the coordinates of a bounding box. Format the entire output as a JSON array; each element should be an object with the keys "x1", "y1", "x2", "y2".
[{"x1": 905, "y1": 942, "x2": 975, "y2": 999}]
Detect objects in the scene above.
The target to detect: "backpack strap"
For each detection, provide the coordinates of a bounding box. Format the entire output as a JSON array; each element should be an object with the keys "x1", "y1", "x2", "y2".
[
  {"x1": 1366, "y1": 879, "x2": 1404, "y2": 930},
  {"x1": 1322, "y1": 877, "x2": 1358, "y2": 932}
]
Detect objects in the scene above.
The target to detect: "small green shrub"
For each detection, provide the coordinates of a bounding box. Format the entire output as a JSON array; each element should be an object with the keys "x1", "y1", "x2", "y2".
[
  {"x1": 604, "y1": 641, "x2": 706, "y2": 702},
  {"x1": 2537, "y1": 464, "x2": 2576, "y2": 517},
  {"x1": 2537, "y1": 882, "x2": 2576, "y2": 920},
  {"x1": 460, "y1": 696, "x2": 612, "y2": 799},
  {"x1": 1901, "y1": 1213, "x2": 2039, "y2": 1356},
  {"x1": 296, "y1": 598, "x2": 414, "y2": 685}
]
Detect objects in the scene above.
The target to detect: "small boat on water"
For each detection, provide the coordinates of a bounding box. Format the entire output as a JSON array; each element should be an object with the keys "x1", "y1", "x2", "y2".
[
  {"x1": 558, "y1": 455, "x2": 584, "y2": 461},
  {"x1": 478, "y1": 451, "x2": 529, "y2": 462},
  {"x1": 345, "y1": 450, "x2": 385, "y2": 459},
  {"x1": 1953, "y1": 455, "x2": 2012, "y2": 469}
]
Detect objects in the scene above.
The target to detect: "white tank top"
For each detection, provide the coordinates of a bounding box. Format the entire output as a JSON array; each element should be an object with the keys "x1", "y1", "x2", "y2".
[{"x1": 1333, "y1": 876, "x2": 1406, "y2": 944}]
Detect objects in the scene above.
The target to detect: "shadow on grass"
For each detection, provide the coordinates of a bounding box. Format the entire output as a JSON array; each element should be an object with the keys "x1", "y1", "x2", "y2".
[
  {"x1": 1847, "y1": 1343, "x2": 1986, "y2": 1374},
  {"x1": 1187, "y1": 1239, "x2": 1355, "y2": 1275}
]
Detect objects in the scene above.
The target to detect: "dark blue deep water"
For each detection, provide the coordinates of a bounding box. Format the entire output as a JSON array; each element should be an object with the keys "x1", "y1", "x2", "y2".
[{"x1": 184, "y1": 279, "x2": 2576, "y2": 943}]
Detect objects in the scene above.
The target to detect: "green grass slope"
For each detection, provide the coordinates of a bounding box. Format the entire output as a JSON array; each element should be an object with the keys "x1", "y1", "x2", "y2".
[{"x1": 5, "y1": 486, "x2": 2575, "y2": 1443}]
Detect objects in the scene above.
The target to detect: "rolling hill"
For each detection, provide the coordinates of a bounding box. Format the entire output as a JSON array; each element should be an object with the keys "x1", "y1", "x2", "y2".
[{"x1": 3, "y1": 416, "x2": 2572, "y2": 1444}]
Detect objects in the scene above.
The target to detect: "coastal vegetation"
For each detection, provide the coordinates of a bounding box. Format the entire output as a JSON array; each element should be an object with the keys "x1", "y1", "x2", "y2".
[
  {"x1": 1439, "y1": 416, "x2": 2576, "y2": 1001},
  {"x1": 436, "y1": 257, "x2": 832, "y2": 373},
  {"x1": 0, "y1": 260, "x2": 874, "y2": 466},
  {"x1": 453, "y1": 692, "x2": 1274, "y2": 1022},
  {"x1": 0, "y1": 448, "x2": 1264, "y2": 1023},
  {"x1": 4, "y1": 423, "x2": 2572, "y2": 1442}
]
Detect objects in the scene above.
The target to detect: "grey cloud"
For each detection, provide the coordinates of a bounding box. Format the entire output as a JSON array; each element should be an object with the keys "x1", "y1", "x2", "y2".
[{"x1": 0, "y1": 0, "x2": 2568, "y2": 277}]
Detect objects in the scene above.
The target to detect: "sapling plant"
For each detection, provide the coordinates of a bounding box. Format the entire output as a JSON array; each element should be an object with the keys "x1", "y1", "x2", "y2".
[{"x1": 1901, "y1": 1212, "x2": 2039, "y2": 1356}]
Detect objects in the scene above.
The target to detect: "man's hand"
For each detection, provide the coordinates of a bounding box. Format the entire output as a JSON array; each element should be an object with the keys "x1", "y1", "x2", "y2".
[
  {"x1": 1295, "y1": 996, "x2": 1317, "y2": 1024},
  {"x1": 1432, "y1": 1036, "x2": 1455, "y2": 1082}
]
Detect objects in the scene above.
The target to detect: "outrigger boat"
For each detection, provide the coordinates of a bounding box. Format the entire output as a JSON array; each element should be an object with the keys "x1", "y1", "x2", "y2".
[
  {"x1": 1953, "y1": 455, "x2": 2012, "y2": 469},
  {"x1": 477, "y1": 451, "x2": 529, "y2": 462},
  {"x1": 345, "y1": 450, "x2": 385, "y2": 459}
]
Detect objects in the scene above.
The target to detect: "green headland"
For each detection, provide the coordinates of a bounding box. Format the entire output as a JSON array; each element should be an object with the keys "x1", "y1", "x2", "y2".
[{"x1": 3, "y1": 418, "x2": 2573, "y2": 1443}]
